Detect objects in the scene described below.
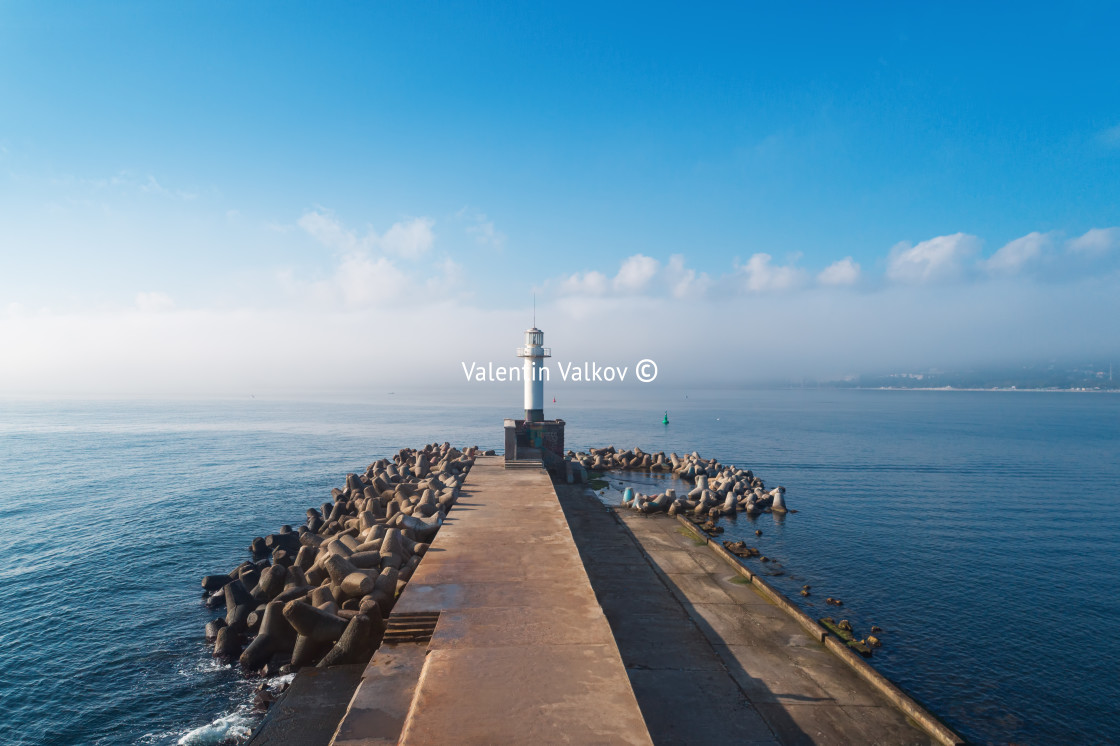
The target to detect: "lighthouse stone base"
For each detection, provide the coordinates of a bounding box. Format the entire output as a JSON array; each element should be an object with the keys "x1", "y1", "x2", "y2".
[{"x1": 504, "y1": 418, "x2": 566, "y2": 471}]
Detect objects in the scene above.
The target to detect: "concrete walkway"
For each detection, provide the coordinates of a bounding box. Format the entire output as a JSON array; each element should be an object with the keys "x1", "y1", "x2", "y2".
[
  {"x1": 330, "y1": 457, "x2": 651, "y2": 745},
  {"x1": 557, "y1": 483, "x2": 935, "y2": 746}
]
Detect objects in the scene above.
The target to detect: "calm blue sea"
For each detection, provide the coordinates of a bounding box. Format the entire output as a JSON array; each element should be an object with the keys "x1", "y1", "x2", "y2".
[{"x1": 0, "y1": 390, "x2": 1117, "y2": 745}]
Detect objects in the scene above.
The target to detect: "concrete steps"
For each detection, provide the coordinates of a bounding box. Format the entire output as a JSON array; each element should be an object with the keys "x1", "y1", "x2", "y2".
[{"x1": 503, "y1": 459, "x2": 544, "y2": 470}]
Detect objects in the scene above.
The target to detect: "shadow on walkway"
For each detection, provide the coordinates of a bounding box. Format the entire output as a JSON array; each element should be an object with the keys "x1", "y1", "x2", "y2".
[
  {"x1": 557, "y1": 482, "x2": 935, "y2": 746},
  {"x1": 557, "y1": 484, "x2": 805, "y2": 745}
]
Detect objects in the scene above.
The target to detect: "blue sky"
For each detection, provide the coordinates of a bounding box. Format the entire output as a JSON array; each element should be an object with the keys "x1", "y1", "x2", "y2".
[{"x1": 1, "y1": 2, "x2": 1118, "y2": 394}]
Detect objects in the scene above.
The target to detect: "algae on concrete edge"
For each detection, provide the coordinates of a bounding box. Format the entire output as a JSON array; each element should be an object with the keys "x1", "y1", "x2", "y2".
[
  {"x1": 820, "y1": 617, "x2": 874, "y2": 657},
  {"x1": 676, "y1": 526, "x2": 706, "y2": 546}
]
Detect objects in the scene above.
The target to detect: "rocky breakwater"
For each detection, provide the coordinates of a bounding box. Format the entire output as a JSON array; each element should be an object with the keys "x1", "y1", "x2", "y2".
[
  {"x1": 567, "y1": 447, "x2": 896, "y2": 659},
  {"x1": 200, "y1": 443, "x2": 477, "y2": 678},
  {"x1": 564, "y1": 447, "x2": 788, "y2": 525}
]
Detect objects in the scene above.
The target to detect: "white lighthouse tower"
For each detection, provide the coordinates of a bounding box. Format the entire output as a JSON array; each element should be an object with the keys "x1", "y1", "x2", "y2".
[
  {"x1": 504, "y1": 318, "x2": 564, "y2": 469},
  {"x1": 516, "y1": 327, "x2": 550, "y2": 422}
]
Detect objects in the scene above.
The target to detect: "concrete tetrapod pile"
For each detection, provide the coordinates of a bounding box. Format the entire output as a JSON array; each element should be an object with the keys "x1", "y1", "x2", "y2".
[
  {"x1": 200, "y1": 443, "x2": 477, "y2": 676},
  {"x1": 574, "y1": 446, "x2": 893, "y2": 661},
  {"x1": 565, "y1": 447, "x2": 788, "y2": 517}
]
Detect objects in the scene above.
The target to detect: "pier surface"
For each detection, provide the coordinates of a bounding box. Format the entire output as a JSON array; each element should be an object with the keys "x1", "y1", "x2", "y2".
[
  {"x1": 329, "y1": 456, "x2": 652, "y2": 745},
  {"x1": 557, "y1": 483, "x2": 937, "y2": 745},
  {"x1": 309, "y1": 456, "x2": 945, "y2": 745}
]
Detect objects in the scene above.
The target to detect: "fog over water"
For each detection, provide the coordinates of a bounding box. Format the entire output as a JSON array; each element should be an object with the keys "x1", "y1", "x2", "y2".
[{"x1": 2, "y1": 273, "x2": 1118, "y2": 396}]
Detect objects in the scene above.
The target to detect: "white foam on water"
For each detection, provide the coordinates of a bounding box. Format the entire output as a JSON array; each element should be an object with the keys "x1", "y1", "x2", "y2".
[
  {"x1": 174, "y1": 709, "x2": 254, "y2": 745},
  {"x1": 155, "y1": 657, "x2": 292, "y2": 745},
  {"x1": 177, "y1": 656, "x2": 233, "y2": 677},
  {"x1": 266, "y1": 672, "x2": 295, "y2": 690}
]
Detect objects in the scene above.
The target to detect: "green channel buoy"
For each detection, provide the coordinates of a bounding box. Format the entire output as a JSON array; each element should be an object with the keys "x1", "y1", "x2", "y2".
[{"x1": 662, "y1": 410, "x2": 669, "y2": 425}]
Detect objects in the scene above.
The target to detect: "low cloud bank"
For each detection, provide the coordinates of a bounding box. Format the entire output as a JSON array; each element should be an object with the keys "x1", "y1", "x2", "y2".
[
  {"x1": 3, "y1": 275, "x2": 1116, "y2": 395},
  {"x1": 2, "y1": 216, "x2": 1117, "y2": 396}
]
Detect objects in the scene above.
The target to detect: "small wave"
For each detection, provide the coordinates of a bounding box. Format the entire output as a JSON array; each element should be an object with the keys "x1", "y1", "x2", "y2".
[
  {"x1": 174, "y1": 710, "x2": 254, "y2": 746},
  {"x1": 266, "y1": 672, "x2": 295, "y2": 689},
  {"x1": 176, "y1": 656, "x2": 233, "y2": 677},
  {"x1": 155, "y1": 672, "x2": 290, "y2": 745}
]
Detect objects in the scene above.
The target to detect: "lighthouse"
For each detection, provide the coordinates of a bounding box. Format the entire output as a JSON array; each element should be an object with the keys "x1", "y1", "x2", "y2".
[
  {"x1": 516, "y1": 327, "x2": 550, "y2": 422},
  {"x1": 504, "y1": 323, "x2": 565, "y2": 470}
]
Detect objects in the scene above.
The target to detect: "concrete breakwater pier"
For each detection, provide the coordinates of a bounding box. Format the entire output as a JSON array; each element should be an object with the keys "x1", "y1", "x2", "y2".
[
  {"x1": 200, "y1": 444, "x2": 480, "y2": 676},
  {"x1": 197, "y1": 443, "x2": 961, "y2": 745},
  {"x1": 327, "y1": 455, "x2": 651, "y2": 745},
  {"x1": 561, "y1": 446, "x2": 790, "y2": 518}
]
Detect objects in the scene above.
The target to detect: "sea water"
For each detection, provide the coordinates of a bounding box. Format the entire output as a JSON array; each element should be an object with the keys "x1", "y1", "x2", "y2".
[{"x1": 0, "y1": 390, "x2": 1116, "y2": 745}]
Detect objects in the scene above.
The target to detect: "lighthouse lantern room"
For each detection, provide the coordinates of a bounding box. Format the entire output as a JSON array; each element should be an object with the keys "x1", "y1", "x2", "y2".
[{"x1": 516, "y1": 327, "x2": 550, "y2": 422}]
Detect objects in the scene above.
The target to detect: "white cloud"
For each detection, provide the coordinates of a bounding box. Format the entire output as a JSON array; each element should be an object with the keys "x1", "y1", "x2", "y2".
[
  {"x1": 50, "y1": 170, "x2": 198, "y2": 200},
  {"x1": 11, "y1": 216, "x2": 1120, "y2": 396},
  {"x1": 140, "y1": 173, "x2": 197, "y2": 199},
  {"x1": 298, "y1": 208, "x2": 434, "y2": 259},
  {"x1": 333, "y1": 253, "x2": 408, "y2": 308},
  {"x1": 298, "y1": 208, "x2": 366, "y2": 252},
  {"x1": 0, "y1": 303, "x2": 512, "y2": 396},
  {"x1": 666, "y1": 254, "x2": 712, "y2": 299},
  {"x1": 817, "y1": 257, "x2": 861, "y2": 286},
  {"x1": 556, "y1": 254, "x2": 710, "y2": 299},
  {"x1": 983, "y1": 231, "x2": 1053, "y2": 275},
  {"x1": 3, "y1": 257, "x2": 1120, "y2": 396},
  {"x1": 559, "y1": 270, "x2": 609, "y2": 296},
  {"x1": 284, "y1": 248, "x2": 463, "y2": 311},
  {"x1": 135, "y1": 292, "x2": 175, "y2": 313},
  {"x1": 425, "y1": 258, "x2": 465, "y2": 296},
  {"x1": 886, "y1": 233, "x2": 980, "y2": 284},
  {"x1": 380, "y1": 217, "x2": 435, "y2": 258},
  {"x1": 613, "y1": 254, "x2": 661, "y2": 293},
  {"x1": 736, "y1": 253, "x2": 806, "y2": 292},
  {"x1": 279, "y1": 211, "x2": 458, "y2": 310},
  {"x1": 1066, "y1": 227, "x2": 1120, "y2": 256},
  {"x1": 458, "y1": 209, "x2": 506, "y2": 250}
]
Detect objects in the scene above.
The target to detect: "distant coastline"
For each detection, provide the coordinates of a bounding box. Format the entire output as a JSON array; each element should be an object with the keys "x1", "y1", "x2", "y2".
[
  {"x1": 810, "y1": 362, "x2": 1118, "y2": 393},
  {"x1": 840, "y1": 386, "x2": 1120, "y2": 392}
]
